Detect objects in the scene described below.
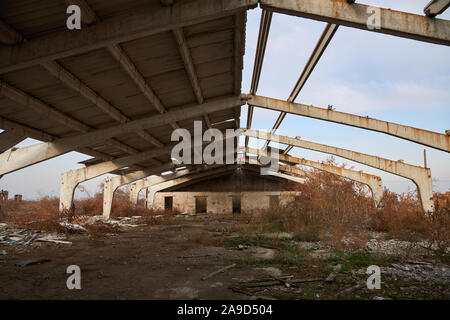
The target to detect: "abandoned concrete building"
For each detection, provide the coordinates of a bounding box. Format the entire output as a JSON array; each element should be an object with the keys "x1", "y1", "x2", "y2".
[
  {"x1": 147, "y1": 166, "x2": 300, "y2": 214},
  {"x1": 0, "y1": 0, "x2": 449, "y2": 218}
]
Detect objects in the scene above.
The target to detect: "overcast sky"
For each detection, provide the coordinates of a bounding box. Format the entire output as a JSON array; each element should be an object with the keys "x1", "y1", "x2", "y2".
[{"x1": 1, "y1": 0, "x2": 449, "y2": 199}]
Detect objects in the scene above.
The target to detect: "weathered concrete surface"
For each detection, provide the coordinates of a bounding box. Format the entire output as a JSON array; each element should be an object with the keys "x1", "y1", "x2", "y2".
[
  {"x1": 60, "y1": 161, "x2": 173, "y2": 211},
  {"x1": 248, "y1": 95, "x2": 450, "y2": 153},
  {"x1": 103, "y1": 171, "x2": 160, "y2": 220},
  {"x1": 0, "y1": 95, "x2": 244, "y2": 176},
  {"x1": 246, "y1": 8, "x2": 273, "y2": 148},
  {"x1": 147, "y1": 167, "x2": 299, "y2": 213},
  {"x1": 246, "y1": 147, "x2": 384, "y2": 207},
  {"x1": 153, "y1": 191, "x2": 299, "y2": 214},
  {"x1": 261, "y1": 0, "x2": 450, "y2": 46},
  {"x1": 244, "y1": 129, "x2": 434, "y2": 213},
  {"x1": 0, "y1": 0, "x2": 259, "y2": 74},
  {"x1": 0, "y1": 131, "x2": 25, "y2": 154}
]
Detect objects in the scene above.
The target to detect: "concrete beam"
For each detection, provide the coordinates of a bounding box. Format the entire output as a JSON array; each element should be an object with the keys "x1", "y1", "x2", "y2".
[
  {"x1": 261, "y1": 23, "x2": 339, "y2": 151},
  {"x1": 0, "y1": 116, "x2": 114, "y2": 162},
  {"x1": 173, "y1": 28, "x2": 204, "y2": 105},
  {"x1": 145, "y1": 166, "x2": 235, "y2": 209},
  {"x1": 244, "y1": 129, "x2": 434, "y2": 212},
  {"x1": 0, "y1": 80, "x2": 90, "y2": 133},
  {"x1": 129, "y1": 164, "x2": 235, "y2": 205},
  {"x1": 0, "y1": 131, "x2": 26, "y2": 153},
  {"x1": 424, "y1": 0, "x2": 450, "y2": 18},
  {"x1": 103, "y1": 170, "x2": 157, "y2": 220},
  {"x1": 246, "y1": 9, "x2": 272, "y2": 147},
  {"x1": 129, "y1": 167, "x2": 201, "y2": 205},
  {"x1": 41, "y1": 60, "x2": 164, "y2": 148},
  {"x1": 246, "y1": 147, "x2": 384, "y2": 207},
  {"x1": 249, "y1": 95, "x2": 450, "y2": 153},
  {"x1": 172, "y1": 28, "x2": 211, "y2": 128},
  {"x1": 260, "y1": 0, "x2": 450, "y2": 46},
  {"x1": 130, "y1": 179, "x2": 152, "y2": 205},
  {"x1": 0, "y1": 95, "x2": 245, "y2": 175},
  {"x1": 0, "y1": 79, "x2": 141, "y2": 156},
  {"x1": 65, "y1": 0, "x2": 98, "y2": 24},
  {"x1": 61, "y1": 134, "x2": 237, "y2": 211},
  {"x1": 60, "y1": 158, "x2": 174, "y2": 211},
  {"x1": 0, "y1": 0, "x2": 258, "y2": 74},
  {"x1": 0, "y1": 20, "x2": 23, "y2": 45},
  {"x1": 289, "y1": 23, "x2": 339, "y2": 102},
  {"x1": 0, "y1": 116, "x2": 54, "y2": 142},
  {"x1": 265, "y1": 171, "x2": 307, "y2": 184}
]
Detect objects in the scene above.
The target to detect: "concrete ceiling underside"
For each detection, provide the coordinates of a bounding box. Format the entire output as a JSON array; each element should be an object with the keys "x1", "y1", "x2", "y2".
[{"x1": 0, "y1": 0, "x2": 248, "y2": 169}]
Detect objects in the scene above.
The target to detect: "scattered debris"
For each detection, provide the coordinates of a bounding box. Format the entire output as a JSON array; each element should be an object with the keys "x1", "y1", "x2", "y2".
[
  {"x1": 237, "y1": 244, "x2": 248, "y2": 250},
  {"x1": 36, "y1": 236, "x2": 72, "y2": 245},
  {"x1": 59, "y1": 222, "x2": 86, "y2": 232},
  {"x1": 373, "y1": 296, "x2": 393, "y2": 300},
  {"x1": 251, "y1": 247, "x2": 276, "y2": 259},
  {"x1": 365, "y1": 238, "x2": 449, "y2": 256},
  {"x1": 235, "y1": 276, "x2": 323, "y2": 289},
  {"x1": 15, "y1": 258, "x2": 51, "y2": 267},
  {"x1": 0, "y1": 229, "x2": 72, "y2": 246},
  {"x1": 256, "y1": 267, "x2": 282, "y2": 278},
  {"x1": 382, "y1": 263, "x2": 450, "y2": 284},
  {"x1": 202, "y1": 263, "x2": 236, "y2": 280},
  {"x1": 335, "y1": 281, "x2": 366, "y2": 297},
  {"x1": 263, "y1": 232, "x2": 294, "y2": 240},
  {"x1": 177, "y1": 254, "x2": 211, "y2": 259},
  {"x1": 407, "y1": 260, "x2": 432, "y2": 266},
  {"x1": 325, "y1": 264, "x2": 342, "y2": 283}
]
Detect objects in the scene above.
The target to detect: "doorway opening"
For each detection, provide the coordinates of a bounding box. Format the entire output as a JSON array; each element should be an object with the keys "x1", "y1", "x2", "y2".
[
  {"x1": 195, "y1": 196, "x2": 207, "y2": 214},
  {"x1": 164, "y1": 196, "x2": 173, "y2": 210},
  {"x1": 232, "y1": 195, "x2": 241, "y2": 214}
]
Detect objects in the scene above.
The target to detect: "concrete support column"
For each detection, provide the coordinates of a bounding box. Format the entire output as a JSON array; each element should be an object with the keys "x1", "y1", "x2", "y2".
[
  {"x1": 266, "y1": 171, "x2": 307, "y2": 184},
  {"x1": 366, "y1": 179, "x2": 384, "y2": 208},
  {"x1": 102, "y1": 177, "x2": 116, "y2": 220},
  {"x1": 414, "y1": 171, "x2": 435, "y2": 213},
  {"x1": 130, "y1": 179, "x2": 150, "y2": 205},
  {"x1": 146, "y1": 188, "x2": 157, "y2": 209}
]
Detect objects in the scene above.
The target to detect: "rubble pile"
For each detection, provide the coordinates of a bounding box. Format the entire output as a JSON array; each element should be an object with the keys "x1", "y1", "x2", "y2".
[{"x1": 0, "y1": 227, "x2": 72, "y2": 246}]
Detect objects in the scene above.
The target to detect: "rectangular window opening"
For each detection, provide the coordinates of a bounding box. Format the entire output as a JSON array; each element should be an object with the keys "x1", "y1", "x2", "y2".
[{"x1": 232, "y1": 195, "x2": 241, "y2": 214}]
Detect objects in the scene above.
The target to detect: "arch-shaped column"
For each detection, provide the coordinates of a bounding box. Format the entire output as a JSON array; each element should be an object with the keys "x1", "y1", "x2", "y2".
[
  {"x1": 246, "y1": 146, "x2": 384, "y2": 208},
  {"x1": 244, "y1": 130, "x2": 432, "y2": 212},
  {"x1": 130, "y1": 179, "x2": 150, "y2": 205},
  {"x1": 59, "y1": 150, "x2": 173, "y2": 211},
  {"x1": 145, "y1": 166, "x2": 236, "y2": 210}
]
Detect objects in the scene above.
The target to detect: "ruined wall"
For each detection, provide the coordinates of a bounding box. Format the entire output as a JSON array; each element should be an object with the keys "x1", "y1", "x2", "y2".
[
  {"x1": 152, "y1": 191, "x2": 299, "y2": 214},
  {"x1": 150, "y1": 169, "x2": 299, "y2": 214},
  {"x1": 164, "y1": 168, "x2": 290, "y2": 193}
]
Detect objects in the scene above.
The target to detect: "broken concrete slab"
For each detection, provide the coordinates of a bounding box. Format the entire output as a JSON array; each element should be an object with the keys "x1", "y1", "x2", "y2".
[
  {"x1": 15, "y1": 258, "x2": 51, "y2": 267},
  {"x1": 59, "y1": 222, "x2": 86, "y2": 232}
]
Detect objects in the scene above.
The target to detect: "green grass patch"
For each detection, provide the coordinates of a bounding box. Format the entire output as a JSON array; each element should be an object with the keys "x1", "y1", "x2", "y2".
[
  {"x1": 327, "y1": 250, "x2": 401, "y2": 272},
  {"x1": 221, "y1": 235, "x2": 278, "y2": 248}
]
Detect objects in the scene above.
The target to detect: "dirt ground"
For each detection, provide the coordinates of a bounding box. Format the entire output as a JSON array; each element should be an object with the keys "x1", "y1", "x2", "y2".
[{"x1": 0, "y1": 215, "x2": 449, "y2": 300}]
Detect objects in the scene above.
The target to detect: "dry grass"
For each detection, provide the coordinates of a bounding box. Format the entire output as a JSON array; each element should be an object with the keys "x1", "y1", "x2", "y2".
[
  {"x1": 1, "y1": 163, "x2": 448, "y2": 251},
  {"x1": 249, "y1": 159, "x2": 450, "y2": 251},
  {"x1": 0, "y1": 196, "x2": 64, "y2": 233}
]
